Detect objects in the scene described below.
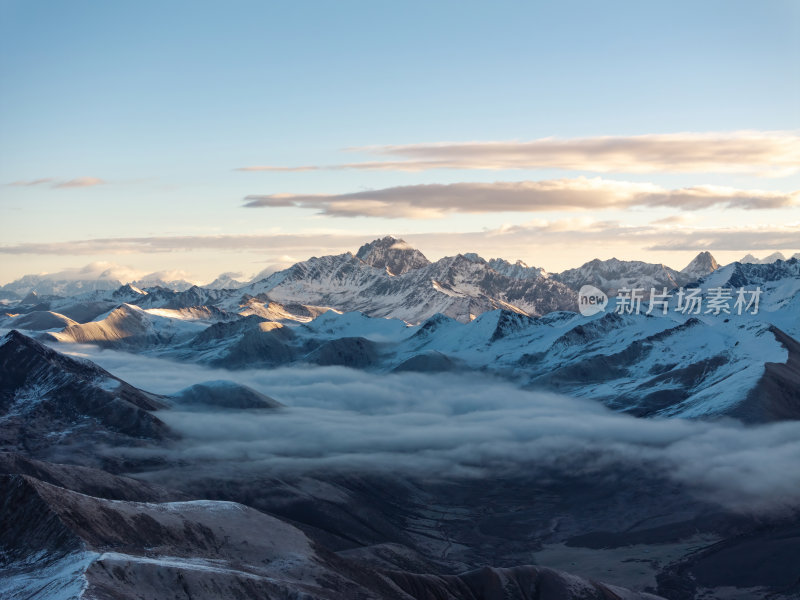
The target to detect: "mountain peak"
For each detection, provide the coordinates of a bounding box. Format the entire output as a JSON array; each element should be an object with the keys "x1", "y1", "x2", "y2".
[
  {"x1": 20, "y1": 291, "x2": 41, "y2": 304},
  {"x1": 1, "y1": 329, "x2": 32, "y2": 348},
  {"x1": 0, "y1": 329, "x2": 106, "y2": 381},
  {"x1": 355, "y1": 237, "x2": 430, "y2": 276},
  {"x1": 681, "y1": 251, "x2": 719, "y2": 278},
  {"x1": 763, "y1": 251, "x2": 787, "y2": 263},
  {"x1": 486, "y1": 257, "x2": 545, "y2": 280}
]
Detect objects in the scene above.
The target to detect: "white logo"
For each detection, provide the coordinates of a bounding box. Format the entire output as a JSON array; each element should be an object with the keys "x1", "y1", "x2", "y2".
[{"x1": 578, "y1": 285, "x2": 608, "y2": 316}]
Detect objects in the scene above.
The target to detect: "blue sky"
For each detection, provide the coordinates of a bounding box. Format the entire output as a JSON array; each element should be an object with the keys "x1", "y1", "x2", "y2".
[{"x1": 1, "y1": 1, "x2": 798, "y2": 283}]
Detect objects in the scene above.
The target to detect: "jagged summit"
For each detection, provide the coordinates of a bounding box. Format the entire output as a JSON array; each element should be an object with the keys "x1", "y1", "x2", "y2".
[
  {"x1": 111, "y1": 283, "x2": 147, "y2": 300},
  {"x1": 355, "y1": 236, "x2": 430, "y2": 275},
  {"x1": 1, "y1": 329, "x2": 34, "y2": 348},
  {"x1": 462, "y1": 252, "x2": 485, "y2": 264},
  {"x1": 488, "y1": 257, "x2": 547, "y2": 280},
  {"x1": 680, "y1": 251, "x2": 720, "y2": 282}
]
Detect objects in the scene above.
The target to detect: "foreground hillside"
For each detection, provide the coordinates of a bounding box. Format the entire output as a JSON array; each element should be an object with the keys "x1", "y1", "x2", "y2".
[{"x1": 2, "y1": 333, "x2": 800, "y2": 599}]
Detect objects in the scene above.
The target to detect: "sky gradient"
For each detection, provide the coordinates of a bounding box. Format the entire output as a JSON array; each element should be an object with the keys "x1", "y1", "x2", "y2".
[{"x1": 1, "y1": 0, "x2": 798, "y2": 284}]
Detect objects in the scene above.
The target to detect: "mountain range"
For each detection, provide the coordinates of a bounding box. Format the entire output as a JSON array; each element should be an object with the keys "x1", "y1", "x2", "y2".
[
  {"x1": 2, "y1": 237, "x2": 800, "y2": 599},
  {"x1": 2, "y1": 237, "x2": 799, "y2": 424},
  {"x1": 0, "y1": 236, "x2": 742, "y2": 303}
]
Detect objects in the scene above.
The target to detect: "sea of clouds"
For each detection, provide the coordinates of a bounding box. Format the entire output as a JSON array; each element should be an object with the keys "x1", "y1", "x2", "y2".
[{"x1": 62, "y1": 343, "x2": 800, "y2": 515}]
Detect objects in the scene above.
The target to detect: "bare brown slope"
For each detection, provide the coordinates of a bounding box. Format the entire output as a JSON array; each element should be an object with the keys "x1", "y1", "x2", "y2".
[{"x1": 0, "y1": 473, "x2": 666, "y2": 600}]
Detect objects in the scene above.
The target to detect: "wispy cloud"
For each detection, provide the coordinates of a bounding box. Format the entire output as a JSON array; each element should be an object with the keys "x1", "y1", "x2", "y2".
[
  {"x1": 7, "y1": 176, "x2": 105, "y2": 189},
  {"x1": 237, "y1": 131, "x2": 800, "y2": 176},
  {"x1": 243, "y1": 178, "x2": 799, "y2": 218},
  {"x1": 7, "y1": 178, "x2": 56, "y2": 187},
  {"x1": 53, "y1": 176, "x2": 105, "y2": 189}
]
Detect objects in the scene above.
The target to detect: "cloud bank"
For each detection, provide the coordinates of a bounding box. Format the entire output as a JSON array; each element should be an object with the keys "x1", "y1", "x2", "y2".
[
  {"x1": 238, "y1": 131, "x2": 800, "y2": 176},
  {"x1": 58, "y1": 345, "x2": 800, "y2": 516},
  {"x1": 0, "y1": 262, "x2": 194, "y2": 286},
  {"x1": 243, "y1": 178, "x2": 799, "y2": 218}
]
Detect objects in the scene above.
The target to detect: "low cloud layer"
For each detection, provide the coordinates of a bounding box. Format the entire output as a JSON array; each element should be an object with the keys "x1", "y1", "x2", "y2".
[
  {"x1": 237, "y1": 131, "x2": 800, "y2": 176},
  {"x1": 62, "y1": 345, "x2": 800, "y2": 515},
  {"x1": 0, "y1": 262, "x2": 194, "y2": 285},
  {"x1": 244, "y1": 178, "x2": 799, "y2": 218}
]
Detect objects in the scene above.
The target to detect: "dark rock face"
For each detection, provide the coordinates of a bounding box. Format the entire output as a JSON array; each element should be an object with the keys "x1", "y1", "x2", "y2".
[
  {"x1": 386, "y1": 565, "x2": 666, "y2": 600},
  {"x1": 0, "y1": 330, "x2": 171, "y2": 461},
  {"x1": 305, "y1": 336, "x2": 381, "y2": 368},
  {"x1": 393, "y1": 350, "x2": 458, "y2": 373}
]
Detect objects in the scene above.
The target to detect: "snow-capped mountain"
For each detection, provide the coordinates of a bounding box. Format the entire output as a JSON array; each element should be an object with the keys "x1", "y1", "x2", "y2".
[
  {"x1": 0, "y1": 237, "x2": 572, "y2": 324},
  {"x1": 2, "y1": 239, "x2": 798, "y2": 424},
  {"x1": 239, "y1": 239, "x2": 576, "y2": 323},
  {"x1": 551, "y1": 251, "x2": 722, "y2": 294},
  {"x1": 552, "y1": 257, "x2": 683, "y2": 294},
  {"x1": 679, "y1": 250, "x2": 720, "y2": 282},
  {"x1": 165, "y1": 303, "x2": 799, "y2": 421},
  {"x1": 204, "y1": 272, "x2": 247, "y2": 289},
  {"x1": 698, "y1": 256, "x2": 800, "y2": 289},
  {"x1": 487, "y1": 257, "x2": 548, "y2": 280},
  {"x1": 131, "y1": 276, "x2": 195, "y2": 291},
  {"x1": 740, "y1": 252, "x2": 788, "y2": 264},
  {"x1": 16, "y1": 259, "x2": 795, "y2": 423},
  {"x1": 354, "y1": 235, "x2": 430, "y2": 275}
]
